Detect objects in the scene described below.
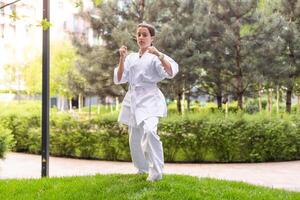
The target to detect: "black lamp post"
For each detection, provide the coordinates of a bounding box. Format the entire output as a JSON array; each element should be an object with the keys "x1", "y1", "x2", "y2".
[{"x1": 41, "y1": 0, "x2": 50, "y2": 177}]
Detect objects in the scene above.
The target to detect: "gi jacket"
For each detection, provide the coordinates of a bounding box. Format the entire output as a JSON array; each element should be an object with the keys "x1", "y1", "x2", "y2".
[{"x1": 113, "y1": 51, "x2": 179, "y2": 126}]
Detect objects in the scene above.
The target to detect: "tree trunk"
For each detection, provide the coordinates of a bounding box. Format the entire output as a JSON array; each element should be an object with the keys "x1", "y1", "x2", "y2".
[
  {"x1": 105, "y1": 96, "x2": 108, "y2": 110},
  {"x1": 225, "y1": 101, "x2": 228, "y2": 117},
  {"x1": 235, "y1": 28, "x2": 243, "y2": 110},
  {"x1": 97, "y1": 98, "x2": 101, "y2": 114},
  {"x1": 297, "y1": 95, "x2": 300, "y2": 113},
  {"x1": 116, "y1": 97, "x2": 119, "y2": 112},
  {"x1": 177, "y1": 93, "x2": 182, "y2": 114},
  {"x1": 217, "y1": 95, "x2": 222, "y2": 110},
  {"x1": 78, "y1": 93, "x2": 82, "y2": 113},
  {"x1": 89, "y1": 97, "x2": 92, "y2": 120},
  {"x1": 187, "y1": 94, "x2": 191, "y2": 111},
  {"x1": 69, "y1": 98, "x2": 72, "y2": 111},
  {"x1": 276, "y1": 86, "x2": 279, "y2": 113},
  {"x1": 60, "y1": 96, "x2": 65, "y2": 111},
  {"x1": 182, "y1": 91, "x2": 185, "y2": 115},
  {"x1": 286, "y1": 86, "x2": 293, "y2": 113},
  {"x1": 258, "y1": 85, "x2": 262, "y2": 112},
  {"x1": 286, "y1": 29, "x2": 296, "y2": 113},
  {"x1": 237, "y1": 90, "x2": 243, "y2": 110},
  {"x1": 267, "y1": 88, "x2": 272, "y2": 113}
]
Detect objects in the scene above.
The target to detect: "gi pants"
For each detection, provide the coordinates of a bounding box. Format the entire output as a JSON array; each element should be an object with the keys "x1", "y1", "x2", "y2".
[{"x1": 129, "y1": 117, "x2": 164, "y2": 177}]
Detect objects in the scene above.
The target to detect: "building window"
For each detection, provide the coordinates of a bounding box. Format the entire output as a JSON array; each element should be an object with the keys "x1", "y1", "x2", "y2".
[
  {"x1": 58, "y1": 1, "x2": 63, "y2": 9},
  {"x1": 25, "y1": 24, "x2": 30, "y2": 34},
  {"x1": 63, "y1": 21, "x2": 67, "y2": 31},
  {"x1": 0, "y1": 2, "x2": 5, "y2": 16},
  {"x1": 8, "y1": 24, "x2": 16, "y2": 38},
  {"x1": 9, "y1": 4, "x2": 16, "y2": 13},
  {"x1": 0, "y1": 24, "x2": 4, "y2": 38}
]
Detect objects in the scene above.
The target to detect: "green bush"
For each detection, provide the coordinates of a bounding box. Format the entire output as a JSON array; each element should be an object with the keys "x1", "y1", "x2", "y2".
[
  {"x1": 244, "y1": 101, "x2": 260, "y2": 114},
  {"x1": 0, "y1": 112, "x2": 40, "y2": 152},
  {"x1": 160, "y1": 113, "x2": 300, "y2": 162},
  {"x1": 0, "y1": 110, "x2": 299, "y2": 162},
  {"x1": 0, "y1": 124, "x2": 14, "y2": 158},
  {"x1": 49, "y1": 113, "x2": 130, "y2": 160}
]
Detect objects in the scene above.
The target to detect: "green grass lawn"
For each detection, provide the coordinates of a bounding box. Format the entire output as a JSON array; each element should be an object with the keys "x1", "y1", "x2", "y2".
[{"x1": 0, "y1": 174, "x2": 299, "y2": 200}]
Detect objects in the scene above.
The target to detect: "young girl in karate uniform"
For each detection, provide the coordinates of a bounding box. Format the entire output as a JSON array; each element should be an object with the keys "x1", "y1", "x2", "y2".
[{"x1": 114, "y1": 23, "x2": 178, "y2": 181}]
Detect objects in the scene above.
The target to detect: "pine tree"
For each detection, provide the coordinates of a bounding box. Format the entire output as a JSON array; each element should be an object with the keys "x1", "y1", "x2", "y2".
[
  {"x1": 77, "y1": 0, "x2": 202, "y2": 113},
  {"x1": 246, "y1": 0, "x2": 286, "y2": 113},
  {"x1": 192, "y1": 0, "x2": 232, "y2": 109},
  {"x1": 277, "y1": 0, "x2": 300, "y2": 113}
]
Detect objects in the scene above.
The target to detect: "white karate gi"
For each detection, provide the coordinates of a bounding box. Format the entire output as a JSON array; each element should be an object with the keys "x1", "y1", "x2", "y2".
[{"x1": 113, "y1": 51, "x2": 178, "y2": 180}]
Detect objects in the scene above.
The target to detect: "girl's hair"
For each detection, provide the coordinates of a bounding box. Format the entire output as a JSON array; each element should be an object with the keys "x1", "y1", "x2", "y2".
[{"x1": 137, "y1": 23, "x2": 155, "y2": 36}]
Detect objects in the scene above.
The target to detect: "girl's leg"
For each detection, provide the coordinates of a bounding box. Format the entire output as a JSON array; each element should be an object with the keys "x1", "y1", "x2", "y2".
[
  {"x1": 141, "y1": 117, "x2": 164, "y2": 181},
  {"x1": 129, "y1": 125, "x2": 149, "y2": 173}
]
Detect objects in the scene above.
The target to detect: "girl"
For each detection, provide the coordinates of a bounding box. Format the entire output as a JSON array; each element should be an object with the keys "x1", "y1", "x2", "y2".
[{"x1": 114, "y1": 23, "x2": 178, "y2": 181}]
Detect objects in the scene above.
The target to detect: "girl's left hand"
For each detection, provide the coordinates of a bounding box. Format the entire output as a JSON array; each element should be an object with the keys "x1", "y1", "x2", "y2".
[{"x1": 147, "y1": 46, "x2": 160, "y2": 57}]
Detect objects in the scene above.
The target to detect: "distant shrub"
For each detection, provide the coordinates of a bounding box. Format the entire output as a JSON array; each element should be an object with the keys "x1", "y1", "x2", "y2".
[
  {"x1": 1, "y1": 110, "x2": 299, "y2": 163},
  {"x1": 0, "y1": 124, "x2": 14, "y2": 158}
]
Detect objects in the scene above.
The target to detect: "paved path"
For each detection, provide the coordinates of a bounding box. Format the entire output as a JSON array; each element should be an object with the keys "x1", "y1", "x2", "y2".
[{"x1": 1, "y1": 153, "x2": 300, "y2": 192}]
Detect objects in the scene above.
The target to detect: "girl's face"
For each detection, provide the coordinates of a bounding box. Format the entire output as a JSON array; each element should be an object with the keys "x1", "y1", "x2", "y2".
[{"x1": 136, "y1": 27, "x2": 153, "y2": 50}]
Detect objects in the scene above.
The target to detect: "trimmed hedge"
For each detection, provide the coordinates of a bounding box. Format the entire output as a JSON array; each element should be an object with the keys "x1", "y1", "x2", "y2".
[
  {"x1": 0, "y1": 111, "x2": 300, "y2": 162},
  {"x1": 160, "y1": 113, "x2": 300, "y2": 162},
  {"x1": 0, "y1": 124, "x2": 14, "y2": 158}
]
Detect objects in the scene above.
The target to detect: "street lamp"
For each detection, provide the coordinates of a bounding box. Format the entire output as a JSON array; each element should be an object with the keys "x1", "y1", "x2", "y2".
[{"x1": 42, "y1": 0, "x2": 50, "y2": 177}]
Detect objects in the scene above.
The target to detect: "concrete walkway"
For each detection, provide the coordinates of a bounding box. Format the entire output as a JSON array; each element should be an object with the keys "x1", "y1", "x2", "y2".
[{"x1": 1, "y1": 152, "x2": 300, "y2": 192}]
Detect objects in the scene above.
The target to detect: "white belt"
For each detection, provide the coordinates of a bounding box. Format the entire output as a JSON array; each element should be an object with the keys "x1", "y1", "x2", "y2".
[{"x1": 128, "y1": 84, "x2": 157, "y2": 126}]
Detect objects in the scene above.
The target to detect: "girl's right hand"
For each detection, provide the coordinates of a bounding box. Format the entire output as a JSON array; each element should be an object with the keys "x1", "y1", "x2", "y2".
[{"x1": 119, "y1": 46, "x2": 127, "y2": 59}]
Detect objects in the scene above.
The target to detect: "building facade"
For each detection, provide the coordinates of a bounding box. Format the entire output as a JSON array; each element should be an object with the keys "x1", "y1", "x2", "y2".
[{"x1": 0, "y1": 0, "x2": 95, "y2": 93}]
